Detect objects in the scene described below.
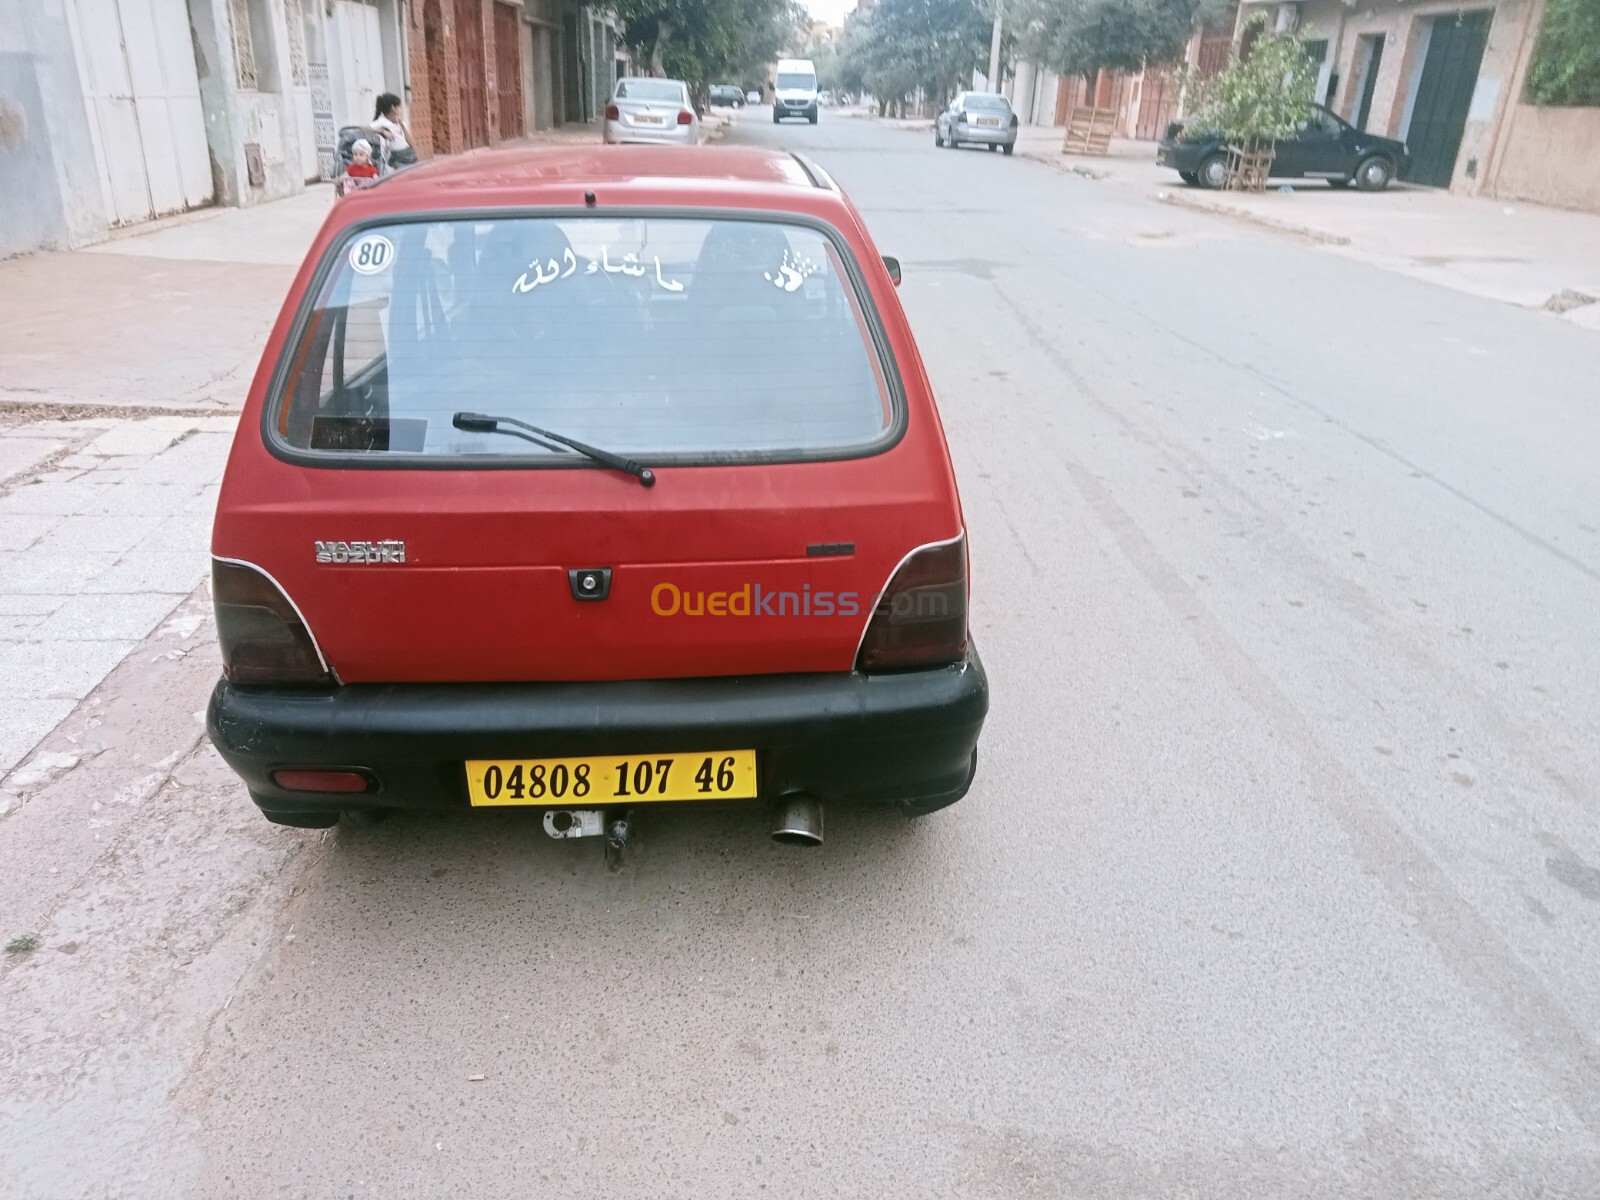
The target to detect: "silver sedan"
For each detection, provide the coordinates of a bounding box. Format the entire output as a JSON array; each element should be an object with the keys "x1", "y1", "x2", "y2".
[
  {"x1": 936, "y1": 92, "x2": 1018, "y2": 154},
  {"x1": 603, "y1": 77, "x2": 700, "y2": 146}
]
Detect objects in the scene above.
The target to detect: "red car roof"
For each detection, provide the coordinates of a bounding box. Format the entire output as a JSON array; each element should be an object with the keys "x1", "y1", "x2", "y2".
[{"x1": 340, "y1": 145, "x2": 827, "y2": 214}]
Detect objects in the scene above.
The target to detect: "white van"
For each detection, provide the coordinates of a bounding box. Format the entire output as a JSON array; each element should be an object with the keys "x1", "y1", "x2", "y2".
[{"x1": 773, "y1": 58, "x2": 819, "y2": 124}]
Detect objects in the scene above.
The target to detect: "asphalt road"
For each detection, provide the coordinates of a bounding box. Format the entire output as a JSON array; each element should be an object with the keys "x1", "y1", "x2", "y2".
[{"x1": 7, "y1": 109, "x2": 1600, "y2": 1199}]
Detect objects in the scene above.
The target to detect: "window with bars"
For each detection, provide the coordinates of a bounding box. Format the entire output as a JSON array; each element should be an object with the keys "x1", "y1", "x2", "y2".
[
  {"x1": 284, "y1": 0, "x2": 308, "y2": 87},
  {"x1": 231, "y1": 0, "x2": 258, "y2": 89}
]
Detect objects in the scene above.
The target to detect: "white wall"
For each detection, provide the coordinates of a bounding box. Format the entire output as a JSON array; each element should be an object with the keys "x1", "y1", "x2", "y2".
[
  {"x1": 0, "y1": 0, "x2": 110, "y2": 255},
  {"x1": 186, "y1": 0, "x2": 310, "y2": 207}
]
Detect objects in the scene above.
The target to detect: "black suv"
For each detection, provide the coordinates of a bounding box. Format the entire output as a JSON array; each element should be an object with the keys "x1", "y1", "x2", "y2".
[
  {"x1": 1157, "y1": 104, "x2": 1410, "y2": 191},
  {"x1": 709, "y1": 84, "x2": 745, "y2": 108}
]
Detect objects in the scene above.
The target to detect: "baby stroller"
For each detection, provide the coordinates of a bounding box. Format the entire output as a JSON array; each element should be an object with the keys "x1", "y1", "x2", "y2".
[{"x1": 333, "y1": 124, "x2": 390, "y2": 197}]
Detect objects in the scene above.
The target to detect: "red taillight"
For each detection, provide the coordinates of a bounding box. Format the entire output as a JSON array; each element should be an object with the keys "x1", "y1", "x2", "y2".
[
  {"x1": 677, "y1": 109, "x2": 694, "y2": 125},
  {"x1": 605, "y1": 104, "x2": 620, "y2": 120},
  {"x1": 213, "y1": 560, "x2": 334, "y2": 687},
  {"x1": 271, "y1": 769, "x2": 371, "y2": 794},
  {"x1": 856, "y1": 536, "x2": 969, "y2": 672}
]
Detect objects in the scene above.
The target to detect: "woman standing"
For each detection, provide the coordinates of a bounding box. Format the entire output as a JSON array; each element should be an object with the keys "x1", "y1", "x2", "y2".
[{"x1": 370, "y1": 93, "x2": 419, "y2": 167}]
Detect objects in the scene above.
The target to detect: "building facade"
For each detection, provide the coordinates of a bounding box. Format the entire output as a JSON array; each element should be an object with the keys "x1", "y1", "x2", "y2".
[
  {"x1": 997, "y1": 0, "x2": 1596, "y2": 211},
  {"x1": 0, "y1": 0, "x2": 610, "y2": 259},
  {"x1": 1238, "y1": 0, "x2": 1598, "y2": 208},
  {"x1": 1237, "y1": 0, "x2": 1536, "y2": 191}
]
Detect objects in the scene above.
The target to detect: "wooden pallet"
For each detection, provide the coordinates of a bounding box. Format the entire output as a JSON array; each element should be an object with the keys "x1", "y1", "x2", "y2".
[
  {"x1": 1062, "y1": 105, "x2": 1117, "y2": 156},
  {"x1": 1224, "y1": 146, "x2": 1274, "y2": 191}
]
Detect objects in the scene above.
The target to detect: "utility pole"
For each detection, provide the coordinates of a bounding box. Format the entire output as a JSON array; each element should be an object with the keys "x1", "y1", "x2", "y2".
[{"x1": 987, "y1": 0, "x2": 1003, "y2": 93}]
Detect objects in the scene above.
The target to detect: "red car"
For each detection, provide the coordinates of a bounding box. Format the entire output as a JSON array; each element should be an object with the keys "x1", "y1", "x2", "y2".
[{"x1": 207, "y1": 145, "x2": 987, "y2": 857}]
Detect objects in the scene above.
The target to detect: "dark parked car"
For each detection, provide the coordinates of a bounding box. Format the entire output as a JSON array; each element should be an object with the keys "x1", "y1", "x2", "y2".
[
  {"x1": 1157, "y1": 104, "x2": 1410, "y2": 191},
  {"x1": 709, "y1": 84, "x2": 744, "y2": 108}
]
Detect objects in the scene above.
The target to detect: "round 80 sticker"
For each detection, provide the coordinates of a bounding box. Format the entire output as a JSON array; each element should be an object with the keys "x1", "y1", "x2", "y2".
[{"x1": 348, "y1": 233, "x2": 394, "y2": 275}]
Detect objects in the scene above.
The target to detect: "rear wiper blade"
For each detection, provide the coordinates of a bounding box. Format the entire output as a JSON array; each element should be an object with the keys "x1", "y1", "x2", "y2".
[{"x1": 452, "y1": 412, "x2": 655, "y2": 487}]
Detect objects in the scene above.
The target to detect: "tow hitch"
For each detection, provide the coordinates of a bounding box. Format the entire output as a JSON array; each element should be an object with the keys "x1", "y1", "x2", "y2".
[{"x1": 543, "y1": 807, "x2": 634, "y2": 870}]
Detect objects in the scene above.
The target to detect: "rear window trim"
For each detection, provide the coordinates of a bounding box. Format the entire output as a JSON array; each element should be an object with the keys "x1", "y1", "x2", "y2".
[{"x1": 260, "y1": 206, "x2": 910, "y2": 472}]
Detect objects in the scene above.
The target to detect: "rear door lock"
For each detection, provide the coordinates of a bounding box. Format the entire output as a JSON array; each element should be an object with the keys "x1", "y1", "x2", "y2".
[{"x1": 569, "y1": 567, "x2": 612, "y2": 601}]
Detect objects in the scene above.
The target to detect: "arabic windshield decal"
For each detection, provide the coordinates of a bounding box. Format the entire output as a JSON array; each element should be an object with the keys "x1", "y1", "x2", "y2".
[{"x1": 512, "y1": 247, "x2": 686, "y2": 295}]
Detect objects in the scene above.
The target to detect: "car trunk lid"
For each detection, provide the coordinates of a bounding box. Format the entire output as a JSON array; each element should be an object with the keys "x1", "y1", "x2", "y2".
[{"x1": 219, "y1": 463, "x2": 952, "y2": 682}]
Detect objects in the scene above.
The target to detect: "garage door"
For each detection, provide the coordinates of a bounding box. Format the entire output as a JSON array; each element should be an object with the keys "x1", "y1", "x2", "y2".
[
  {"x1": 1404, "y1": 9, "x2": 1493, "y2": 188},
  {"x1": 332, "y1": 0, "x2": 388, "y2": 130},
  {"x1": 70, "y1": 0, "x2": 213, "y2": 226}
]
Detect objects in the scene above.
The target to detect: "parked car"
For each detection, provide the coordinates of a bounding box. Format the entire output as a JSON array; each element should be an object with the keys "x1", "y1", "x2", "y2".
[
  {"x1": 603, "y1": 77, "x2": 699, "y2": 146},
  {"x1": 709, "y1": 84, "x2": 744, "y2": 108},
  {"x1": 206, "y1": 145, "x2": 989, "y2": 857},
  {"x1": 936, "y1": 92, "x2": 1018, "y2": 154},
  {"x1": 1157, "y1": 104, "x2": 1410, "y2": 191},
  {"x1": 746, "y1": 89, "x2": 762, "y2": 104}
]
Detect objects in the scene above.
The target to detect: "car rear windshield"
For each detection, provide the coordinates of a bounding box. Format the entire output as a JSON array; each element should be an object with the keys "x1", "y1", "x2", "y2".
[
  {"x1": 272, "y1": 216, "x2": 898, "y2": 462},
  {"x1": 615, "y1": 79, "x2": 682, "y2": 102},
  {"x1": 963, "y1": 95, "x2": 1009, "y2": 112},
  {"x1": 776, "y1": 73, "x2": 813, "y2": 90}
]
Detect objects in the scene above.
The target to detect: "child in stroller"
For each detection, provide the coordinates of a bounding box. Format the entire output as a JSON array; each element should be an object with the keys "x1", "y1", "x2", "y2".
[{"x1": 334, "y1": 126, "x2": 389, "y2": 197}]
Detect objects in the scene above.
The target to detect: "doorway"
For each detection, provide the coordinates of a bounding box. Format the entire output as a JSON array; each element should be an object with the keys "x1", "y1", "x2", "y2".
[
  {"x1": 455, "y1": 0, "x2": 489, "y2": 150},
  {"x1": 1349, "y1": 34, "x2": 1385, "y2": 131},
  {"x1": 494, "y1": 1, "x2": 524, "y2": 139},
  {"x1": 69, "y1": 0, "x2": 213, "y2": 225},
  {"x1": 331, "y1": 0, "x2": 387, "y2": 132},
  {"x1": 1403, "y1": 10, "x2": 1492, "y2": 187}
]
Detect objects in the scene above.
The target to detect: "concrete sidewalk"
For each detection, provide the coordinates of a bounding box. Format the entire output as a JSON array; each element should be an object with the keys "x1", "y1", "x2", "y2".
[
  {"x1": 0, "y1": 187, "x2": 328, "y2": 414},
  {"x1": 1012, "y1": 124, "x2": 1600, "y2": 332}
]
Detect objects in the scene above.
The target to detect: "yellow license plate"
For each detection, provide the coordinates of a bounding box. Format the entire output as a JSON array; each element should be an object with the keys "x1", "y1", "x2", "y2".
[
  {"x1": 978, "y1": 118, "x2": 1000, "y2": 126},
  {"x1": 466, "y1": 751, "x2": 757, "y2": 806}
]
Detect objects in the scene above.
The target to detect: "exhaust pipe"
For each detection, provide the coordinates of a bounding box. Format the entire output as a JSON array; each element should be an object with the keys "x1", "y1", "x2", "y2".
[{"x1": 770, "y1": 794, "x2": 824, "y2": 847}]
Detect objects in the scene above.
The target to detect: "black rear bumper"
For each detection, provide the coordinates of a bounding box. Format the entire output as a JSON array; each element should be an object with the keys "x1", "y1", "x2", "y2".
[
  {"x1": 1156, "y1": 140, "x2": 1208, "y2": 172},
  {"x1": 207, "y1": 648, "x2": 988, "y2": 818}
]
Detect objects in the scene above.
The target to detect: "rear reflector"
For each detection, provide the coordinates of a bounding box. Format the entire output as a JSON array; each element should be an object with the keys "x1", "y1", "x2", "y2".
[
  {"x1": 271, "y1": 769, "x2": 371, "y2": 794},
  {"x1": 213, "y1": 559, "x2": 334, "y2": 687},
  {"x1": 856, "y1": 535, "x2": 969, "y2": 672},
  {"x1": 677, "y1": 110, "x2": 694, "y2": 125},
  {"x1": 605, "y1": 104, "x2": 620, "y2": 120}
]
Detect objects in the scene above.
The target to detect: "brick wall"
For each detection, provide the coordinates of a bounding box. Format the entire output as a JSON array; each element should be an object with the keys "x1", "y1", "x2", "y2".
[
  {"x1": 408, "y1": 0, "x2": 524, "y2": 157},
  {"x1": 482, "y1": 0, "x2": 499, "y2": 143},
  {"x1": 406, "y1": 3, "x2": 434, "y2": 155},
  {"x1": 408, "y1": 0, "x2": 467, "y2": 156}
]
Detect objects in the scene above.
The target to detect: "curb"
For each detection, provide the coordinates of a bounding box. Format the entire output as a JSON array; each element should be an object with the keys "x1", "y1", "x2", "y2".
[
  {"x1": 0, "y1": 396, "x2": 243, "y2": 421},
  {"x1": 1017, "y1": 146, "x2": 1352, "y2": 246},
  {"x1": 1156, "y1": 191, "x2": 1354, "y2": 246},
  {"x1": 1014, "y1": 149, "x2": 1115, "y2": 183}
]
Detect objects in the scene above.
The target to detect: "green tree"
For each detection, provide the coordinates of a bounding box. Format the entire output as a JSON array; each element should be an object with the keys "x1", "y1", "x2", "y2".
[
  {"x1": 829, "y1": 17, "x2": 874, "y2": 100},
  {"x1": 1016, "y1": 0, "x2": 1220, "y2": 78},
  {"x1": 1187, "y1": 17, "x2": 1316, "y2": 147},
  {"x1": 833, "y1": 0, "x2": 995, "y2": 115},
  {"x1": 612, "y1": 0, "x2": 809, "y2": 95},
  {"x1": 1525, "y1": 0, "x2": 1600, "y2": 106}
]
